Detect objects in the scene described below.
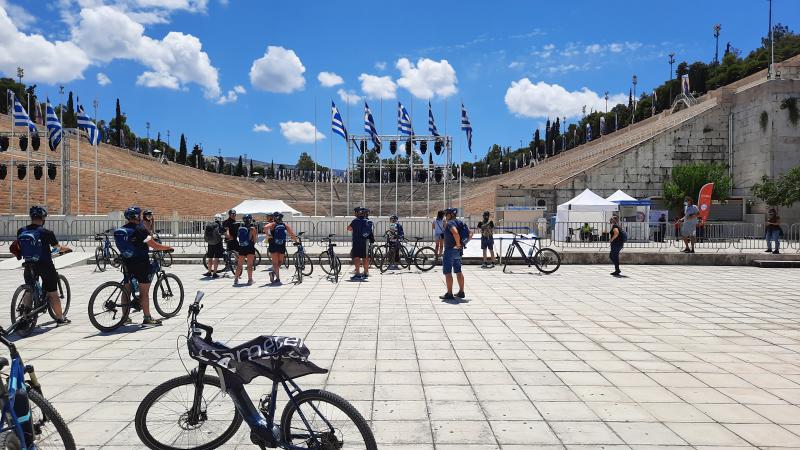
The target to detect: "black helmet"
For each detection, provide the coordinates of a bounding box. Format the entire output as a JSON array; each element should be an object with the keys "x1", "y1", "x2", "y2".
[
  {"x1": 273, "y1": 212, "x2": 284, "y2": 221},
  {"x1": 445, "y1": 208, "x2": 458, "y2": 216},
  {"x1": 228, "y1": 209, "x2": 236, "y2": 215},
  {"x1": 243, "y1": 214, "x2": 253, "y2": 223},
  {"x1": 390, "y1": 214, "x2": 398, "y2": 221},
  {"x1": 483, "y1": 211, "x2": 490, "y2": 217},
  {"x1": 124, "y1": 206, "x2": 142, "y2": 220},
  {"x1": 29, "y1": 205, "x2": 47, "y2": 219}
]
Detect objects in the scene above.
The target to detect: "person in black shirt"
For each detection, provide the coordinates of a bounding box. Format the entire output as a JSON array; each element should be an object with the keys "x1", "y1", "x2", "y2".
[
  {"x1": 222, "y1": 209, "x2": 240, "y2": 253},
  {"x1": 347, "y1": 207, "x2": 369, "y2": 280},
  {"x1": 609, "y1": 216, "x2": 624, "y2": 276}
]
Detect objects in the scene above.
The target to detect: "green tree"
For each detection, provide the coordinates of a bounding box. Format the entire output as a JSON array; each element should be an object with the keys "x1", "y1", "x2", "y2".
[
  {"x1": 296, "y1": 152, "x2": 318, "y2": 171},
  {"x1": 177, "y1": 134, "x2": 187, "y2": 164},
  {"x1": 662, "y1": 162, "x2": 732, "y2": 208},
  {"x1": 236, "y1": 156, "x2": 244, "y2": 176},
  {"x1": 114, "y1": 98, "x2": 121, "y2": 145},
  {"x1": 64, "y1": 92, "x2": 77, "y2": 128},
  {"x1": 752, "y1": 166, "x2": 800, "y2": 208}
]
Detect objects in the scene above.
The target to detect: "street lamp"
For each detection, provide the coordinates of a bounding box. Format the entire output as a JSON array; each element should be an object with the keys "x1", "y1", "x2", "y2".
[
  {"x1": 604, "y1": 91, "x2": 609, "y2": 113},
  {"x1": 668, "y1": 52, "x2": 676, "y2": 106},
  {"x1": 713, "y1": 24, "x2": 721, "y2": 65},
  {"x1": 16, "y1": 67, "x2": 24, "y2": 99},
  {"x1": 768, "y1": 0, "x2": 774, "y2": 78},
  {"x1": 631, "y1": 75, "x2": 638, "y2": 125}
]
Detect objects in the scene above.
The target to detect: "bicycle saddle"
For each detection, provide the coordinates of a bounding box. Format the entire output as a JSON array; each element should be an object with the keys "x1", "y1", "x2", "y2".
[
  {"x1": 328, "y1": 233, "x2": 336, "y2": 238},
  {"x1": 298, "y1": 231, "x2": 306, "y2": 236}
]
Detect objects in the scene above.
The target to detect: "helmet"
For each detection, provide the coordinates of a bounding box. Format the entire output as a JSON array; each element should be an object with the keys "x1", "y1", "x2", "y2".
[
  {"x1": 29, "y1": 205, "x2": 47, "y2": 219},
  {"x1": 273, "y1": 212, "x2": 284, "y2": 221},
  {"x1": 243, "y1": 214, "x2": 253, "y2": 223},
  {"x1": 124, "y1": 206, "x2": 142, "y2": 220},
  {"x1": 143, "y1": 209, "x2": 153, "y2": 217},
  {"x1": 483, "y1": 211, "x2": 490, "y2": 217},
  {"x1": 214, "y1": 213, "x2": 223, "y2": 222},
  {"x1": 228, "y1": 209, "x2": 236, "y2": 215},
  {"x1": 389, "y1": 214, "x2": 398, "y2": 221},
  {"x1": 445, "y1": 208, "x2": 458, "y2": 216}
]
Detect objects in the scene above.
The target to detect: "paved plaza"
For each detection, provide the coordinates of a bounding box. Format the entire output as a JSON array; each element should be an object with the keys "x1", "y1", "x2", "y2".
[{"x1": 1, "y1": 263, "x2": 800, "y2": 449}]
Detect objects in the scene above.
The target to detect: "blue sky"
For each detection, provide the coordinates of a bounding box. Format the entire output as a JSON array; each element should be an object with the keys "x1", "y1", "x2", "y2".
[{"x1": 1, "y1": 0, "x2": 796, "y2": 169}]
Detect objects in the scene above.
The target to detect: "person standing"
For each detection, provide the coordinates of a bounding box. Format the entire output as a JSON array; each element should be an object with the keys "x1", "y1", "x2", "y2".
[
  {"x1": 347, "y1": 207, "x2": 369, "y2": 280},
  {"x1": 231, "y1": 214, "x2": 257, "y2": 286},
  {"x1": 655, "y1": 213, "x2": 667, "y2": 242},
  {"x1": 222, "y1": 209, "x2": 240, "y2": 256},
  {"x1": 477, "y1": 211, "x2": 496, "y2": 268},
  {"x1": 679, "y1": 196, "x2": 699, "y2": 253},
  {"x1": 433, "y1": 210, "x2": 445, "y2": 258},
  {"x1": 609, "y1": 216, "x2": 625, "y2": 276},
  {"x1": 387, "y1": 214, "x2": 404, "y2": 270},
  {"x1": 440, "y1": 208, "x2": 467, "y2": 300},
  {"x1": 142, "y1": 209, "x2": 155, "y2": 235},
  {"x1": 203, "y1": 214, "x2": 224, "y2": 278},
  {"x1": 263, "y1": 212, "x2": 297, "y2": 285},
  {"x1": 765, "y1": 209, "x2": 781, "y2": 254}
]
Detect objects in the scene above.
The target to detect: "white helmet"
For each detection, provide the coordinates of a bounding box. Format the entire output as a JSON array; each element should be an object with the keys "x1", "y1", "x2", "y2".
[{"x1": 214, "y1": 213, "x2": 223, "y2": 221}]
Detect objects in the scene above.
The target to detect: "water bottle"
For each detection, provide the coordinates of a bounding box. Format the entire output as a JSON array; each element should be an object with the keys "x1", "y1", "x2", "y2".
[{"x1": 131, "y1": 278, "x2": 140, "y2": 296}]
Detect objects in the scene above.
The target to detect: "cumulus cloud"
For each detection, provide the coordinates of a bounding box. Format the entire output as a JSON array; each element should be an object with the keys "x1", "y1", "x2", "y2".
[
  {"x1": 0, "y1": 0, "x2": 35, "y2": 29},
  {"x1": 72, "y1": 6, "x2": 221, "y2": 98},
  {"x1": 504, "y1": 78, "x2": 626, "y2": 119},
  {"x1": 134, "y1": 0, "x2": 209, "y2": 12},
  {"x1": 337, "y1": 88, "x2": 362, "y2": 105},
  {"x1": 249, "y1": 46, "x2": 305, "y2": 93},
  {"x1": 396, "y1": 58, "x2": 457, "y2": 99},
  {"x1": 0, "y1": 6, "x2": 90, "y2": 84},
  {"x1": 216, "y1": 84, "x2": 246, "y2": 104},
  {"x1": 96, "y1": 72, "x2": 111, "y2": 86},
  {"x1": 252, "y1": 123, "x2": 272, "y2": 133},
  {"x1": 317, "y1": 71, "x2": 343, "y2": 87},
  {"x1": 358, "y1": 73, "x2": 396, "y2": 99},
  {"x1": 280, "y1": 121, "x2": 324, "y2": 144}
]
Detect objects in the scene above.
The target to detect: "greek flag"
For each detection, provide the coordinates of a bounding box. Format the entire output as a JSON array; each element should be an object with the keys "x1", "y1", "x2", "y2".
[
  {"x1": 364, "y1": 101, "x2": 380, "y2": 150},
  {"x1": 586, "y1": 123, "x2": 592, "y2": 142},
  {"x1": 331, "y1": 101, "x2": 348, "y2": 141},
  {"x1": 45, "y1": 98, "x2": 62, "y2": 151},
  {"x1": 9, "y1": 90, "x2": 37, "y2": 133},
  {"x1": 599, "y1": 116, "x2": 606, "y2": 136},
  {"x1": 461, "y1": 103, "x2": 472, "y2": 153},
  {"x1": 397, "y1": 102, "x2": 413, "y2": 136},
  {"x1": 77, "y1": 103, "x2": 99, "y2": 146},
  {"x1": 428, "y1": 101, "x2": 439, "y2": 136}
]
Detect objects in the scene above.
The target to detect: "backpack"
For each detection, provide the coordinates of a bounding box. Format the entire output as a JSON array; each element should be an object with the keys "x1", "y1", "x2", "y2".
[
  {"x1": 18, "y1": 227, "x2": 44, "y2": 262},
  {"x1": 454, "y1": 220, "x2": 471, "y2": 248},
  {"x1": 615, "y1": 226, "x2": 628, "y2": 244},
  {"x1": 114, "y1": 226, "x2": 144, "y2": 259},
  {"x1": 204, "y1": 222, "x2": 221, "y2": 245},
  {"x1": 363, "y1": 219, "x2": 374, "y2": 239},
  {"x1": 273, "y1": 223, "x2": 287, "y2": 245},
  {"x1": 237, "y1": 225, "x2": 252, "y2": 247}
]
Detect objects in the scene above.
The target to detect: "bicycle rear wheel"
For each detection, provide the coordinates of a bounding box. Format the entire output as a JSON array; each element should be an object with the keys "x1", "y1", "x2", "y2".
[
  {"x1": 398, "y1": 246, "x2": 411, "y2": 269},
  {"x1": 319, "y1": 253, "x2": 341, "y2": 276},
  {"x1": 23, "y1": 387, "x2": 77, "y2": 449},
  {"x1": 135, "y1": 374, "x2": 242, "y2": 450},
  {"x1": 153, "y1": 273, "x2": 184, "y2": 318},
  {"x1": 47, "y1": 275, "x2": 71, "y2": 320},
  {"x1": 298, "y1": 253, "x2": 314, "y2": 276},
  {"x1": 160, "y1": 252, "x2": 173, "y2": 268},
  {"x1": 253, "y1": 248, "x2": 262, "y2": 267},
  {"x1": 534, "y1": 248, "x2": 561, "y2": 274},
  {"x1": 88, "y1": 281, "x2": 130, "y2": 332},
  {"x1": 414, "y1": 246, "x2": 437, "y2": 272},
  {"x1": 10, "y1": 285, "x2": 36, "y2": 337},
  {"x1": 95, "y1": 247, "x2": 106, "y2": 272},
  {"x1": 109, "y1": 248, "x2": 121, "y2": 268},
  {"x1": 280, "y1": 389, "x2": 376, "y2": 450}
]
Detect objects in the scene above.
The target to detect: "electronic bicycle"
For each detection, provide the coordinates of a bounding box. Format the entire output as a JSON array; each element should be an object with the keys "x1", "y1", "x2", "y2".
[{"x1": 501, "y1": 232, "x2": 561, "y2": 274}]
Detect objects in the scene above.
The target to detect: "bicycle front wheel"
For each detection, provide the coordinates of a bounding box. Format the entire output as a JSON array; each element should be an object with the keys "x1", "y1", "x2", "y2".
[
  {"x1": 414, "y1": 246, "x2": 437, "y2": 272},
  {"x1": 10, "y1": 285, "x2": 36, "y2": 337},
  {"x1": 398, "y1": 246, "x2": 411, "y2": 269},
  {"x1": 534, "y1": 248, "x2": 561, "y2": 274},
  {"x1": 153, "y1": 273, "x2": 184, "y2": 318},
  {"x1": 160, "y1": 252, "x2": 173, "y2": 268},
  {"x1": 23, "y1": 387, "x2": 77, "y2": 449},
  {"x1": 319, "y1": 253, "x2": 341, "y2": 276},
  {"x1": 47, "y1": 275, "x2": 71, "y2": 320},
  {"x1": 280, "y1": 389, "x2": 376, "y2": 450},
  {"x1": 300, "y1": 253, "x2": 314, "y2": 276},
  {"x1": 95, "y1": 247, "x2": 107, "y2": 272},
  {"x1": 135, "y1": 374, "x2": 242, "y2": 450},
  {"x1": 88, "y1": 281, "x2": 130, "y2": 332},
  {"x1": 502, "y1": 245, "x2": 516, "y2": 273},
  {"x1": 253, "y1": 248, "x2": 262, "y2": 268}
]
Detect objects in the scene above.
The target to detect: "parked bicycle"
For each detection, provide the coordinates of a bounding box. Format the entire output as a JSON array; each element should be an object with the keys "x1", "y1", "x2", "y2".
[
  {"x1": 501, "y1": 232, "x2": 561, "y2": 274},
  {"x1": 203, "y1": 247, "x2": 238, "y2": 275},
  {"x1": 377, "y1": 235, "x2": 437, "y2": 273},
  {"x1": 134, "y1": 291, "x2": 376, "y2": 450},
  {"x1": 87, "y1": 252, "x2": 184, "y2": 332},
  {"x1": 290, "y1": 232, "x2": 313, "y2": 284},
  {"x1": 0, "y1": 326, "x2": 75, "y2": 449},
  {"x1": 94, "y1": 229, "x2": 121, "y2": 272},
  {"x1": 10, "y1": 260, "x2": 71, "y2": 337},
  {"x1": 151, "y1": 230, "x2": 173, "y2": 268},
  {"x1": 318, "y1": 234, "x2": 342, "y2": 282}
]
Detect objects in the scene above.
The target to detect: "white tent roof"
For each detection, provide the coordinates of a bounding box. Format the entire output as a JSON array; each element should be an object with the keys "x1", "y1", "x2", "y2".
[
  {"x1": 557, "y1": 189, "x2": 619, "y2": 212},
  {"x1": 227, "y1": 199, "x2": 301, "y2": 216},
  {"x1": 606, "y1": 190, "x2": 638, "y2": 202}
]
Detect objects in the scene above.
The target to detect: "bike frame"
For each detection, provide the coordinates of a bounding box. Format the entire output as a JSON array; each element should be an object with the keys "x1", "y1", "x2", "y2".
[
  {"x1": 0, "y1": 334, "x2": 38, "y2": 450},
  {"x1": 504, "y1": 235, "x2": 540, "y2": 264}
]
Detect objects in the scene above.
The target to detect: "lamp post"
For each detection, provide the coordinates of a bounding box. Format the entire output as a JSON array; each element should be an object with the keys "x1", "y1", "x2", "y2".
[
  {"x1": 145, "y1": 121, "x2": 150, "y2": 155},
  {"x1": 92, "y1": 98, "x2": 99, "y2": 215},
  {"x1": 713, "y1": 24, "x2": 721, "y2": 65},
  {"x1": 668, "y1": 52, "x2": 676, "y2": 106},
  {"x1": 16, "y1": 67, "x2": 23, "y2": 99},
  {"x1": 768, "y1": 0, "x2": 774, "y2": 78},
  {"x1": 631, "y1": 75, "x2": 638, "y2": 125},
  {"x1": 604, "y1": 91, "x2": 609, "y2": 113}
]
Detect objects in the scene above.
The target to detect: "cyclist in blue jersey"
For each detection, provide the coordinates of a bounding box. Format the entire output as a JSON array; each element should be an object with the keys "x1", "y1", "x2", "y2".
[
  {"x1": 262, "y1": 211, "x2": 298, "y2": 286},
  {"x1": 231, "y1": 214, "x2": 257, "y2": 285}
]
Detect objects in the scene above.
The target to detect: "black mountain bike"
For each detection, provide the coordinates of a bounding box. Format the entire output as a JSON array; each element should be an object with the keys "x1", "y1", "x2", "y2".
[
  {"x1": 290, "y1": 232, "x2": 313, "y2": 284},
  {"x1": 377, "y1": 236, "x2": 436, "y2": 273},
  {"x1": 318, "y1": 234, "x2": 342, "y2": 283},
  {"x1": 502, "y1": 232, "x2": 561, "y2": 274},
  {"x1": 87, "y1": 253, "x2": 184, "y2": 332},
  {"x1": 10, "y1": 262, "x2": 71, "y2": 337},
  {"x1": 94, "y1": 230, "x2": 121, "y2": 272},
  {"x1": 203, "y1": 247, "x2": 238, "y2": 275},
  {"x1": 135, "y1": 291, "x2": 377, "y2": 450},
  {"x1": 151, "y1": 231, "x2": 173, "y2": 268}
]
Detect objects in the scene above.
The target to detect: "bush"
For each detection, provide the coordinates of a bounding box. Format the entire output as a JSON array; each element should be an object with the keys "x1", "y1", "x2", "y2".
[{"x1": 662, "y1": 162, "x2": 732, "y2": 208}]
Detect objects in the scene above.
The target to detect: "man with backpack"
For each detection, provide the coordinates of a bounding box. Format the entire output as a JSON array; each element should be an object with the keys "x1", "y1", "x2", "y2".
[
  {"x1": 263, "y1": 211, "x2": 297, "y2": 286},
  {"x1": 441, "y1": 207, "x2": 470, "y2": 300},
  {"x1": 203, "y1": 214, "x2": 224, "y2": 278},
  {"x1": 14, "y1": 206, "x2": 71, "y2": 325},
  {"x1": 347, "y1": 207, "x2": 370, "y2": 280},
  {"x1": 609, "y1": 216, "x2": 625, "y2": 276},
  {"x1": 230, "y1": 214, "x2": 257, "y2": 286},
  {"x1": 115, "y1": 206, "x2": 174, "y2": 326},
  {"x1": 386, "y1": 214, "x2": 404, "y2": 270}
]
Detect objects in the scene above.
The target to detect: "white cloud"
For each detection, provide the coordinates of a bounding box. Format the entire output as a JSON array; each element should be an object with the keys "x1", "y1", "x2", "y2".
[
  {"x1": 233, "y1": 85, "x2": 246, "y2": 94},
  {"x1": 358, "y1": 73, "x2": 396, "y2": 99},
  {"x1": 585, "y1": 44, "x2": 603, "y2": 54},
  {"x1": 72, "y1": 6, "x2": 221, "y2": 98},
  {"x1": 133, "y1": 0, "x2": 209, "y2": 12},
  {"x1": 0, "y1": 0, "x2": 35, "y2": 30},
  {"x1": 280, "y1": 121, "x2": 324, "y2": 144},
  {"x1": 504, "y1": 78, "x2": 626, "y2": 119},
  {"x1": 96, "y1": 72, "x2": 111, "y2": 86},
  {"x1": 216, "y1": 84, "x2": 245, "y2": 104},
  {"x1": 249, "y1": 46, "x2": 305, "y2": 93},
  {"x1": 252, "y1": 123, "x2": 272, "y2": 133},
  {"x1": 508, "y1": 61, "x2": 524, "y2": 70},
  {"x1": 317, "y1": 71, "x2": 343, "y2": 87},
  {"x1": 0, "y1": 6, "x2": 90, "y2": 84},
  {"x1": 396, "y1": 58, "x2": 457, "y2": 99},
  {"x1": 374, "y1": 61, "x2": 387, "y2": 71},
  {"x1": 337, "y1": 88, "x2": 362, "y2": 105}
]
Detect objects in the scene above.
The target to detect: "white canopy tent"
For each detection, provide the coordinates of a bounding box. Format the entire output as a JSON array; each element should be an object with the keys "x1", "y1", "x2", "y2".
[
  {"x1": 606, "y1": 190, "x2": 638, "y2": 203},
  {"x1": 606, "y1": 190, "x2": 652, "y2": 241},
  {"x1": 555, "y1": 189, "x2": 619, "y2": 241},
  {"x1": 226, "y1": 199, "x2": 301, "y2": 216}
]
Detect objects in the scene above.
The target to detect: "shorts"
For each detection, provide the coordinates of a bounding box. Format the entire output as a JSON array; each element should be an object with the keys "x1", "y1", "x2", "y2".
[
  {"x1": 481, "y1": 236, "x2": 494, "y2": 250},
  {"x1": 225, "y1": 240, "x2": 239, "y2": 252},
  {"x1": 436, "y1": 233, "x2": 444, "y2": 241},
  {"x1": 124, "y1": 260, "x2": 155, "y2": 284},
  {"x1": 206, "y1": 243, "x2": 224, "y2": 258},
  {"x1": 681, "y1": 220, "x2": 697, "y2": 238},
  {"x1": 238, "y1": 246, "x2": 256, "y2": 257},
  {"x1": 25, "y1": 261, "x2": 59, "y2": 292},
  {"x1": 350, "y1": 242, "x2": 367, "y2": 258},
  {"x1": 442, "y1": 248, "x2": 462, "y2": 274},
  {"x1": 268, "y1": 242, "x2": 286, "y2": 255}
]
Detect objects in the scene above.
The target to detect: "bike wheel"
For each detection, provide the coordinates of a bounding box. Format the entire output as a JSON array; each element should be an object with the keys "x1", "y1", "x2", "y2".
[
  {"x1": 373, "y1": 247, "x2": 386, "y2": 272},
  {"x1": 301, "y1": 253, "x2": 314, "y2": 277},
  {"x1": 109, "y1": 248, "x2": 121, "y2": 268},
  {"x1": 88, "y1": 281, "x2": 130, "y2": 332},
  {"x1": 534, "y1": 248, "x2": 561, "y2": 274},
  {"x1": 378, "y1": 247, "x2": 391, "y2": 273},
  {"x1": 22, "y1": 388, "x2": 77, "y2": 449},
  {"x1": 202, "y1": 254, "x2": 209, "y2": 270},
  {"x1": 160, "y1": 252, "x2": 173, "y2": 268},
  {"x1": 280, "y1": 389, "x2": 377, "y2": 450},
  {"x1": 398, "y1": 246, "x2": 411, "y2": 269},
  {"x1": 10, "y1": 285, "x2": 36, "y2": 337},
  {"x1": 95, "y1": 247, "x2": 106, "y2": 272},
  {"x1": 294, "y1": 258, "x2": 304, "y2": 284},
  {"x1": 502, "y1": 245, "x2": 515, "y2": 273},
  {"x1": 47, "y1": 275, "x2": 71, "y2": 320},
  {"x1": 414, "y1": 246, "x2": 437, "y2": 272},
  {"x1": 135, "y1": 374, "x2": 242, "y2": 450},
  {"x1": 253, "y1": 248, "x2": 262, "y2": 268},
  {"x1": 153, "y1": 273, "x2": 184, "y2": 318},
  {"x1": 319, "y1": 253, "x2": 334, "y2": 275}
]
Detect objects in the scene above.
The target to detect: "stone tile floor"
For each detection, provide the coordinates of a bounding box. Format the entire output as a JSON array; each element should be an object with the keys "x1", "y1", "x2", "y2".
[{"x1": 1, "y1": 263, "x2": 799, "y2": 449}]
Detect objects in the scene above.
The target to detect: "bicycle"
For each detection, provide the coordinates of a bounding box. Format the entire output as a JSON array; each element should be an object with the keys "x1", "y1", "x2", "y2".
[
  {"x1": 289, "y1": 232, "x2": 313, "y2": 284},
  {"x1": 501, "y1": 232, "x2": 561, "y2": 274},
  {"x1": 10, "y1": 261, "x2": 71, "y2": 338},
  {"x1": 151, "y1": 231, "x2": 173, "y2": 268},
  {"x1": 377, "y1": 235, "x2": 436, "y2": 273},
  {"x1": 94, "y1": 229, "x2": 121, "y2": 272},
  {"x1": 134, "y1": 291, "x2": 377, "y2": 450},
  {"x1": 202, "y1": 247, "x2": 238, "y2": 275},
  {"x1": 0, "y1": 326, "x2": 75, "y2": 449},
  {"x1": 87, "y1": 252, "x2": 184, "y2": 332},
  {"x1": 318, "y1": 234, "x2": 342, "y2": 283}
]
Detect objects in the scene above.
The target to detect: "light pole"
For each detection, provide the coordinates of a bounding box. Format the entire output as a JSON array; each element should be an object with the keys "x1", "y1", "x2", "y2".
[
  {"x1": 145, "y1": 122, "x2": 150, "y2": 155},
  {"x1": 668, "y1": 52, "x2": 676, "y2": 106},
  {"x1": 768, "y1": 0, "x2": 774, "y2": 78},
  {"x1": 92, "y1": 99, "x2": 99, "y2": 214},
  {"x1": 604, "y1": 91, "x2": 609, "y2": 113},
  {"x1": 631, "y1": 75, "x2": 638, "y2": 125},
  {"x1": 16, "y1": 67, "x2": 23, "y2": 98},
  {"x1": 713, "y1": 24, "x2": 721, "y2": 66}
]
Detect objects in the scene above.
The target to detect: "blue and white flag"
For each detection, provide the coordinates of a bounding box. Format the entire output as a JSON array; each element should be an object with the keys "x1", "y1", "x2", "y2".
[
  {"x1": 586, "y1": 123, "x2": 592, "y2": 142},
  {"x1": 9, "y1": 90, "x2": 37, "y2": 133},
  {"x1": 599, "y1": 116, "x2": 606, "y2": 136},
  {"x1": 364, "y1": 102, "x2": 380, "y2": 150},
  {"x1": 331, "y1": 101, "x2": 348, "y2": 141},
  {"x1": 428, "y1": 101, "x2": 439, "y2": 137},
  {"x1": 77, "y1": 103, "x2": 99, "y2": 146},
  {"x1": 461, "y1": 103, "x2": 472, "y2": 153},
  {"x1": 45, "y1": 98, "x2": 62, "y2": 151},
  {"x1": 397, "y1": 102, "x2": 413, "y2": 136}
]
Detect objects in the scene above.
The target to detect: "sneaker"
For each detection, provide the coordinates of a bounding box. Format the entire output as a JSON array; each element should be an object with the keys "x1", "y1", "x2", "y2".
[
  {"x1": 773, "y1": 250, "x2": 780, "y2": 254},
  {"x1": 247, "y1": 279, "x2": 254, "y2": 285},
  {"x1": 611, "y1": 271, "x2": 621, "y2": 276},
  {"x1": 141, "y1": 316, "x2": 163, "y2": 327},
  {"x1": 690, "y1": 250, "x2": 695, "y2": 253},
  {"x1": 270, "y1": 279, "x2": 283, "y2": 286},
  {"x1": 682, "y1": 249, "x2": 691, "y2": 253},
  {"x1": 439, "y1": 293, "x2": 455, "y2": 300},
  {"x1": 203, "y1": 271, "x2": 212, "y2": 277},
  {"x1": 55, "y1": 317, "x2": 71, "y2": 326},
  {"x1": 455, "y1": 291, "x2": 465, "y2": 299},
  {"x1": 212, "y1": 273, "x2": 220, "y2": 279},
  {"x1": 350, "y1": 274, "x2": 363, "y2": 281},
  {"x1": 123, "y1": 317, "x2": 133, "y2": 325},
  {"x1": 362, "y1": 273, "x2": 369, "y2": 279},
  {"x1": 765, "y1": 249, "x2": 773, "y2": 253},
  {"x1": 488, "y1": 263, "x2": 495, "y2": 269},
  {"x1": 480, "y1": 263, "x2": 487, "y2": 268}
]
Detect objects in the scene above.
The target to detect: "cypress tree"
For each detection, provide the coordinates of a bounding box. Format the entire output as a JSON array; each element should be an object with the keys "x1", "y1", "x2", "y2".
[
  {"x1": 533, "y1": 129, "x2": 541, "y2": 158},
  {"x1": 217, "y1": 156, "x2": 224, "y2": 173},
  {"x1": 115, "y1": 98, "x2": 121, "y2": 146},
  {"x1": 65, "y1": 92, "x2": 76, "y2": 128},
  {"x1": 178, "y1": 134, "x2": 187, "y2": 164},
  {"x1": 236, "y1": 156, "x2": 244, "y2": 176}
]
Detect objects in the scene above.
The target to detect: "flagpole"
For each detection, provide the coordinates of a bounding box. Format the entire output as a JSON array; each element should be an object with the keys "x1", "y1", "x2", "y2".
[
  {"x1": 7, "y1": 92, "x2": 12, "y2": 213},
  {"x1": 409, "y1": 98, "x2": 414, "y2": 217},
  {"x1": 379, "y1": 98, "x2": 382, "y2": 217},
  {"x1": 443, "y1": 98, "x2": 447, "y2": 209},
  {"x1": 26, "y1": 92, "x2": 30, "y2": 211},
  {"x1": 346, "y1": 101, "x2": 350, "y2": 213},
  {"x1": 93, "y1": 99, "x2": 98, "y2": 215},
  {"x1": 459, "y1": 100, "x2": 463, "y2": 214},
  {"x1": 43, "y1": 101, "x2": 47, "y2": 210},
  {"x1": 427, "y1": 99, "x2": 430, "y2": 216},
  {"x1": 76, "y1": 110, "x2": 80, "y2": 216},
  {"x1": 313, "y1": 97, "x2": 317, "y2": 216},
  {"x1": 329, "y1": 113, "x2": 334, "y2": 217},
  {"x1": 394, "y1": 152, "x2": 398, "y2": 215}
]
